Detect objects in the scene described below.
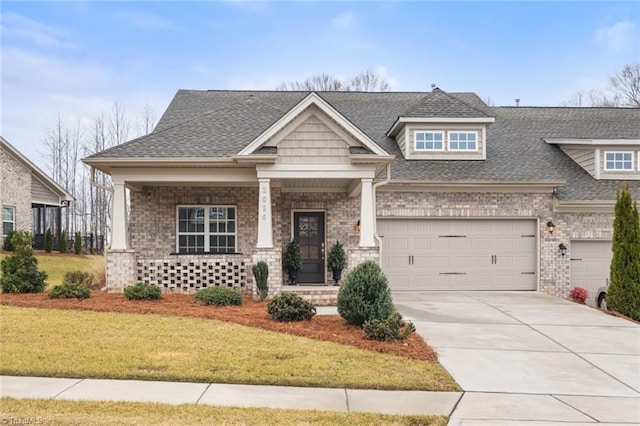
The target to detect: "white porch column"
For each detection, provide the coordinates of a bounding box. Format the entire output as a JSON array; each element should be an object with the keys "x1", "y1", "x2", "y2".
[
  {"x1": 359, "y1": 178, "x2": 375, "y2": 247},
  {"x1": 110, "y1": 180, "x2": 129, "y2": 250},
  {"x1": 257, "y1": 178, "x2": 273, "y2": 248}
]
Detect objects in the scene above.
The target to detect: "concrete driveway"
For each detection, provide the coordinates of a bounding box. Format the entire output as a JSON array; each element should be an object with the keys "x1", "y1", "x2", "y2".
[{"x1": 394, "y1": 291, "x2": 640, "y2": 425}]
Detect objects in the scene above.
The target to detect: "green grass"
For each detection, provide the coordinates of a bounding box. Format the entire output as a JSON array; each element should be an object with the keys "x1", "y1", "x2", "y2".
[
  {"x1": 0, "y1": 252, "x2": 104, "y2": 287},
  {"x1": 0, "y1": 306, "x2": 459, "y2": 391},
  {"x1": 0, "y1": 398, "x2": 448, "y2": 425}
]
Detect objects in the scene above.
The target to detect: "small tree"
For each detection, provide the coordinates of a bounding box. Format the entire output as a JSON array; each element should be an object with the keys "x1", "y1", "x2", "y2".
[
  {"x1": 1, "y1": 231, "x2": 48, "y2": 293},
  {"x1": 74, "y1": 232, "x2": 82, "y2": 255},
  {"x1": 3, "y1": 231, "x2": 15, "y2": 251},
  {"x1": 252, "y1": 261, "x2": 269, "y2": 301},
  {"x1": 337, "y1": 260, "x2": 393, "y2": 326},
  {"x1": 607, "y1": 183, "x2": 640, "y2": 320},
  {"x1": 59, "y1": 230, "x2": 67, "y2": 253},
  {"x1": 283, "y1": 240, "x2": 303, "y2": 284},
  {"x1": 44, "y1": 229, "x2": 53, "y2": 253}
]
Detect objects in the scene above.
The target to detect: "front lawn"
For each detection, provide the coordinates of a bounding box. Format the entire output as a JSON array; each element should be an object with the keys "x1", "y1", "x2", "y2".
[
  {"x1": 0, "y1": 306, "x2": 459, "y2": 391},
  {"x1": 0, "y1": 252, "x2": 104, "y2": 287},
  {"x1": 0, "y1": 398, "x2": 448, "y2": 426}
]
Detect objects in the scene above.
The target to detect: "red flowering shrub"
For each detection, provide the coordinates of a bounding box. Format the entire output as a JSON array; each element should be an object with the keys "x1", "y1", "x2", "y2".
[{"x1": 568, "y1": 286, "x2": 589, "y2": 304}]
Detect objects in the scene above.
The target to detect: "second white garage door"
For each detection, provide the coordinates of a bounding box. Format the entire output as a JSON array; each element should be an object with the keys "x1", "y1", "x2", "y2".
[
  {"x1": 378, "y1": 219, "x2": 537, "y2": 291},
  {"x1": 570, "y1": 240, "x2": 612, "y2": 306}
]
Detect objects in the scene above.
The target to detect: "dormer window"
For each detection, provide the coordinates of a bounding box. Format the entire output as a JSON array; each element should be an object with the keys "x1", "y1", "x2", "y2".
[
  {"x1": 449, "y1": 131, "x2": 478, "y2": 151},
  {"x1": 415, "y1": 131, "x2": 444, "y2": 151},
  {"x1": 605, "y1": 151, "x2": 634, "y2": 171}
]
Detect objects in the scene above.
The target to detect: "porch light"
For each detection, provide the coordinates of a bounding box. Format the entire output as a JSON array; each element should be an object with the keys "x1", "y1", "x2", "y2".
[
  {"x1": 354, "y1": 220, "x2": 360, "y2": 233},
  {"x1": 546, "y1": 221, "x2": 555, "y2": 234},
  {"x1": 559, "y1": 243, "x2": 567, "y2": 256}
]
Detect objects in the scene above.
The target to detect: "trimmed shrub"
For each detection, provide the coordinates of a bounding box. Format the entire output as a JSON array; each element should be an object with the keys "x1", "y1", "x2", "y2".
[
  {"x1": 74, "y1": 232, "x2": 82, "y2": 255},
  {"x1": 568, "y1": 286, "x2": 589, "y2": 304},
  {"x1": 63, "y1": 271, "x2": 95, "y2": 287},
  {"x1": 44, "y1": 229, "x2": 53, "y2": 253},
  {"x1": 49, "y1": 283, "x2": 91, "y2": 300},
  {"x1": 0, "y1": 231, "x2": 47, "y2": 293},
  {"x1": 363, "y1": 312, "x2": 416, "y2": 341},
  {"x1": 124, "y1": 282, "x2": 161, "y2": 300},
  {"x1": 252, "y1": 261, "x2": 269, "y2": 301},
  {"x1": 267, "y1": 292, "x2": 316, "y2": 322},
  {"x1": 607, "y1": 183, "x2": 640, "y2": 320},
  {"x1": 59, "y1": 230, "x2": 67, "y2": 253},
  {"x1": 3, "y1": 231, "x2": 15, "y2": 251},
  {"x1": 337, "y1": 260, "x2": 393, "y2": 326},
  {"x1": 194, "y1": 286, "x2": 243, "y2": 306}
]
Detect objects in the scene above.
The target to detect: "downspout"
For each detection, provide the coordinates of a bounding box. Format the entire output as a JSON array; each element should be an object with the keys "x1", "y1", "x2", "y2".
[{"x1": 372, "y1": 163, "x2": 392, "y2": 260}]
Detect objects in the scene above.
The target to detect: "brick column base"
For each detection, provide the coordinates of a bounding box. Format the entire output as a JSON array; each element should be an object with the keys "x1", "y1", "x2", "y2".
[
  {"x1": 347, "y1": 247, "x2": 380, "y2": 276},
  {"x1": 251, "y1": 248, "x2": 282, "y2": 300},
  {"x1": 105, "y1": 249, "x2": 136, "y2": 292}
]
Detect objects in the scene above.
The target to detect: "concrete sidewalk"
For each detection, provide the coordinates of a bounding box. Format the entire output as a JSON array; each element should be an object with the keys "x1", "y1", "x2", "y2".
[{"x1": 0, "y1": 375, "x2": 462, "y2": 416}]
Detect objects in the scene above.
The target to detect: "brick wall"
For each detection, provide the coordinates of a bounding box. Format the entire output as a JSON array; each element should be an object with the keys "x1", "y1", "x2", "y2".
[{"x1": 0, "y1": 144, "x2": 32, "y2": 234}]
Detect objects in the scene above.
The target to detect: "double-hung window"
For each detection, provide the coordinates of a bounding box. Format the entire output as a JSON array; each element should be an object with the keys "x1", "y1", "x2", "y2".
[
  {"x1": 2, "y1": 206, "x2": 15, "y2": 241},
  {"x1": 415, "y1": 131, "x2": 444, "y2": 151},
  {"x1": 604, "y1": 151, "x2": 633, "y2": 171},
  {"x1": 448, "y1": 131, "x2": 478, "y2": 151},
  {"x1": 177, "y1": 206, "x2": 236, "y2": 253}
]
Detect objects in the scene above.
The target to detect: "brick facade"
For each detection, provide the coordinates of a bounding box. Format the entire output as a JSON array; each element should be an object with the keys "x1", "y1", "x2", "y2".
[
  {"x1": 0, "y1": 144, "x2": 33, "y2": 235},
  {"x1": 106, "y1": 184, "x2": 616, "y2": 300}
]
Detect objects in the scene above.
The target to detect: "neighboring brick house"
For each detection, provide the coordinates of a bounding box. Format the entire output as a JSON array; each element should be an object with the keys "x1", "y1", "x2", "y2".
[
  {"x1": 1, "y1": 137, "x2": 73, "y2": 248},
  {"x1": 83, "y1": 89, "x2": 640, "y2": 303}
]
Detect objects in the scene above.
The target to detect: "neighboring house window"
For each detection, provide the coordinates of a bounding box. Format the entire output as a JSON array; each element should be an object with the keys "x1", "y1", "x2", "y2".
[
  {"x1": 3, "y1": 206, "x2": 15, "y2": 240},
  {"x1": 176, "y1": 206, "x2": 236, "y2": 253},
  {"x1": 604, "y1": 151, "x2": 634, "y2": 171},
  {"x1": 415, "y1": 131, "x2": 444, "y2": 151},
  {"x1": 448, "y1": 131, "x2": 478, "y2": 151}
]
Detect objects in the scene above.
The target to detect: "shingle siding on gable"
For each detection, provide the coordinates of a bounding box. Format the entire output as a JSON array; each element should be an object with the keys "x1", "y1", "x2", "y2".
[
  {"x1": 276, "y1": 115, "x2": 351, "y2": 164},
  {"x1": 31, "y1": 177, "x2": 61, "y2": 205}
]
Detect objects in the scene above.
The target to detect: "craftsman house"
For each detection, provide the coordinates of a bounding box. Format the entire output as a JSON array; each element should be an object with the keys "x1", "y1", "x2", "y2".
[
  {"x1": 1, "y1": 136, "x2": 73, "y2": 249},
  {"x1": 83, "y1": 89, "x2": 640, "y2": 303}
]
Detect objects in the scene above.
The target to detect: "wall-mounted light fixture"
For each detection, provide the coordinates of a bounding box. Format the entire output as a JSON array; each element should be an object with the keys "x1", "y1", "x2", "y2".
[
  {"x1": 546, "y1": 221, "x2": 556, "y2": 234},
  {"x1": 354, "y1": 220, "x2": 360, "y2": 233},
  {"x1": 559, "y1": 243, "x2": 567, "y2": 256}
]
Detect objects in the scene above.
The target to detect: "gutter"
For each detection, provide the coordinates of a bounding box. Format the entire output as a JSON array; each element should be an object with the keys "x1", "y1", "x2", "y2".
[{"x1": 372, "y1": 164, "x2": 392, "y2": 260}]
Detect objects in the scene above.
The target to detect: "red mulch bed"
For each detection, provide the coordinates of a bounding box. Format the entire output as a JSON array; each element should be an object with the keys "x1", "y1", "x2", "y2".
[{"x1": 0, "y1": 292, "x2": 438, "y2": 362}]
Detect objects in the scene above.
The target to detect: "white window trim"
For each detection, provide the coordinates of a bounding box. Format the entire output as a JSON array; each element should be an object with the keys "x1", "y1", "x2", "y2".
[
  {"x1": 447, "y1": 131, "x2": 479, "y2": 152},
  {"x1": 175, "y1": 205, "x2": 237, "y2": 254},
  {"x1": 604, "y1": 151, "x2": 634, "y2": 171},
  {"x1": 2, "y1": 206, "x2": 15, "y2": 240},
  {"x1": 414, "y1": 131, "x2": 445, "y2": 152}
]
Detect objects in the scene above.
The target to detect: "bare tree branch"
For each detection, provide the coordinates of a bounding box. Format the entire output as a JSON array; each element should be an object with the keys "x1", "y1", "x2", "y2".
[
  {"x1": 277, "y1": 70, "x2": 390, "y2": 92},
  {"x1": 609, "y1": 63, "x2": 640, "y2": 108}
]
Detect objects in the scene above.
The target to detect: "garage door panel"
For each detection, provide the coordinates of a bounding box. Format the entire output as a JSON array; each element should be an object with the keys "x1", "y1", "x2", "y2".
[
  {"x1": 571, "y1": 240, "x2": 612, "y2": 307},
  {"x1": 379, "y1": 219, "x2": 537, "y2": 291}
]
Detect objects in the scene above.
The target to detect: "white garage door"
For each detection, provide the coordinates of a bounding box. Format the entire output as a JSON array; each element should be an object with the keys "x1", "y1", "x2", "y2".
[
  {"x1": 570, "y1": 240, "x2": 612, "y2": 306},
  {"x1": 378, "y1": 219, "x2": 537, "y2": 291}
]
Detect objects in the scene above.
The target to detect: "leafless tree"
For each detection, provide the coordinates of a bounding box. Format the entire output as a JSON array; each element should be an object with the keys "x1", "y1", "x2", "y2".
[
  {"x1": 563, "y1": 63, "x2": 639, "y2": 107},
  {"x1": 609, "y1": 63, "x2": 640, "y2": 108},
  {"x1": 277, "y1": 70, "x2": 390, "y2": 92}
]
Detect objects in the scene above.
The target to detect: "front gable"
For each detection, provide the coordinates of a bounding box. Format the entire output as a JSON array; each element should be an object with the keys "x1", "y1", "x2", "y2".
[{"x1": 237, "y1": 92, "x2": 389, "y2": 158}]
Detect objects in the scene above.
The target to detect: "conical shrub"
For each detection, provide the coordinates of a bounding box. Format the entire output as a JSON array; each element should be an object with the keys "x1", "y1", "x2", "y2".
[{"x1": 337, "y1": 260, "x2": 393, "y2": 326}]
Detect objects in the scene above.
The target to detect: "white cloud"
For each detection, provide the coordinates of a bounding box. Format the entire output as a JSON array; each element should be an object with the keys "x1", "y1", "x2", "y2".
[
  {"x1": 594, "y1": 21, "x2": 637, "y2": 53},
  {"x1": 375, "y1": 65, "x2": 399, "y2": 90},
  {"x1": 0, "y1": 11, "x2": 78, "y2": 49},
  {"x1": 331, "y1": 13, "x2": 357, "y2": 29},
  {"x1": 115, "y1": 10, "x2": 180, "y2": 31}
]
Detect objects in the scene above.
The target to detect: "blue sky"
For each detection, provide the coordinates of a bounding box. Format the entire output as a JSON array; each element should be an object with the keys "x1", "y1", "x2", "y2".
[{"x1": 1, "y1": 1, "x2": 639, "y2": 170}]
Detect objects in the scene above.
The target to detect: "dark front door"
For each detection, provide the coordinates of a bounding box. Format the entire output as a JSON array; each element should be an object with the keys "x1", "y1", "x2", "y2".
[{"x1": 293, "y1": 212, "x2": 325, "y2": 284}]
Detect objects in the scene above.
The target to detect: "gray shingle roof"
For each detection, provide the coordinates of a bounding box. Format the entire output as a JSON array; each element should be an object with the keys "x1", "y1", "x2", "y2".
[
  {"x1": 86, "y1": 90, "x2": 640, "y2": 201},
  {"x1": 402, "y1": 88, "x2": 492, "y2": 118}
]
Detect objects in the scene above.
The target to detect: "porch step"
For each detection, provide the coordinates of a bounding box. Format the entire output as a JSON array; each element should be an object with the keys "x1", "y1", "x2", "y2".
[{"x1": 282, "y1": 285, "x2": 339, "y2": 306}]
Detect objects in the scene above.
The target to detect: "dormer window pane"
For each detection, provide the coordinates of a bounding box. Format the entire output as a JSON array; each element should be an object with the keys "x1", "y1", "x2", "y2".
[
  {"x1": 449, "y1": 131, "x2": 478, "y2": 151},
  {"x1": 415, "y1": 131, "x2": 444, "y2": 151},
  {"x1": 605, "y1": 151, "x2": 633, "y2": 171}
]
